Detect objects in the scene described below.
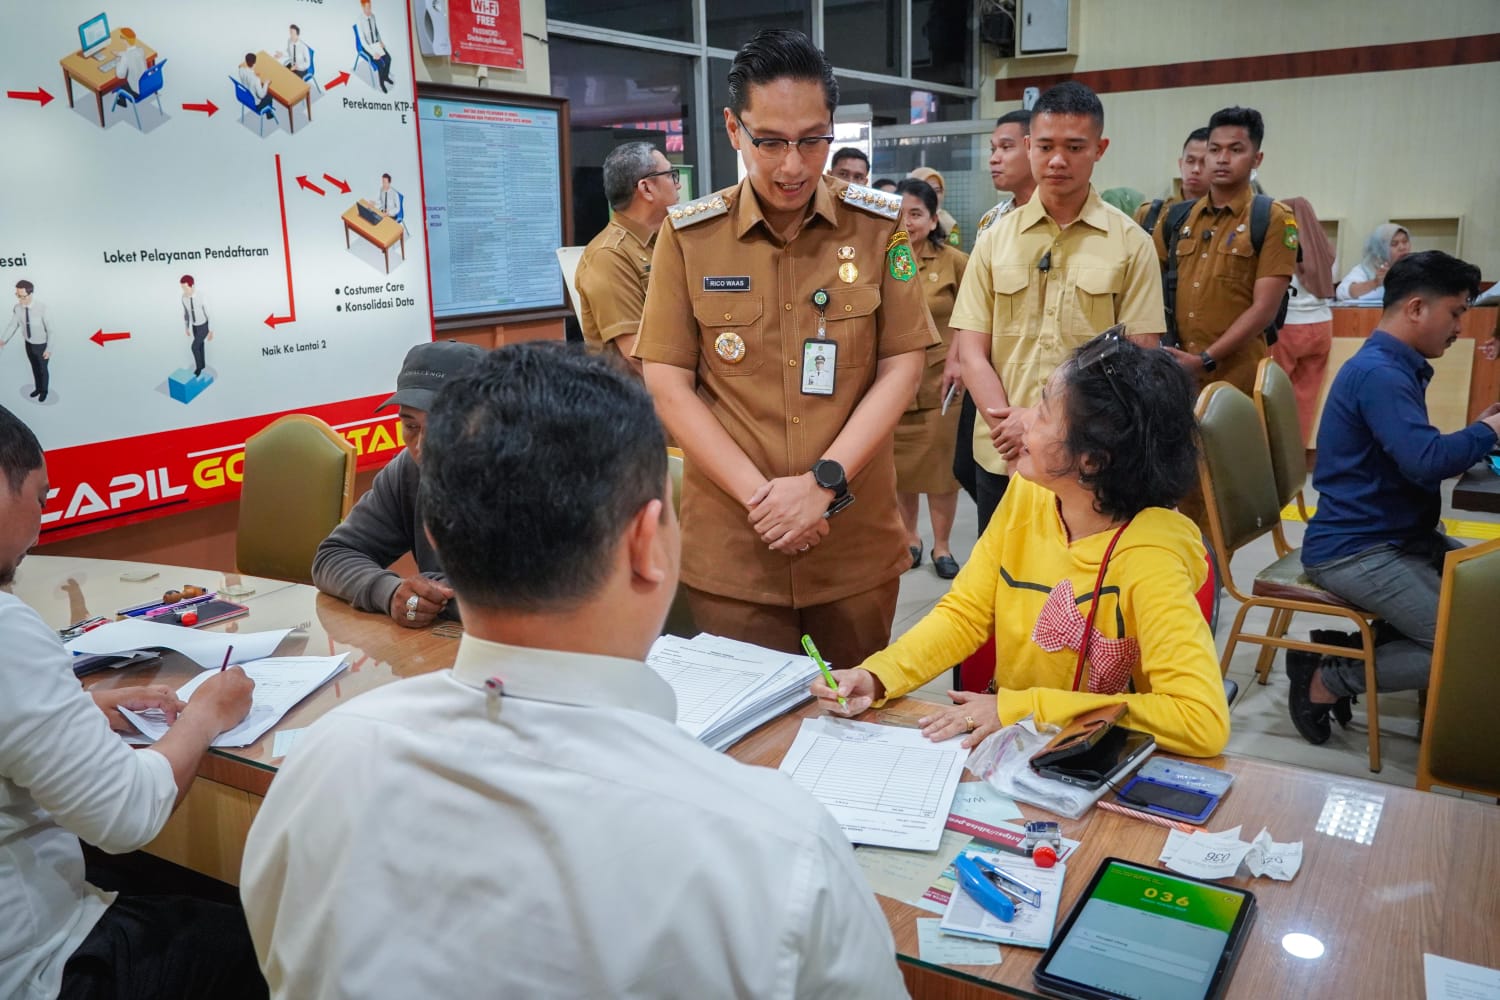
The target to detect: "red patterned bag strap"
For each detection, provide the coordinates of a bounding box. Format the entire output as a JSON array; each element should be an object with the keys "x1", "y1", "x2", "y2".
[{"x1": 1070, "y1": 520, "x2": 1133, "y2": 693}]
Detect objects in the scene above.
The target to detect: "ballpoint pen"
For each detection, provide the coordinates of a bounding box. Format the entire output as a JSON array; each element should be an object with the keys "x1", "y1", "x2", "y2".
[
  {"x1": 219, "y1": 645, "x2": 234, "y2": 672},
  {"x1": 801, "y1": 634, "x2": 846, "y2": 708}
]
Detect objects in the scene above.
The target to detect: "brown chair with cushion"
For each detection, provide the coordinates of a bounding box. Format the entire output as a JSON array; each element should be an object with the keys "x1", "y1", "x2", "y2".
[
  {"x1": 1196, "y1": 382, "x2": 1388, "y2": 771},
  {"x1": 1416, "y1": 536, "x2": 1500, "y2": 798},
  {"x1": 236, "y1": 414, "x2": 356, "y2": 584},
  {"x1": 1254, "y1": 357, "x2": 1311, "y2": 529}
]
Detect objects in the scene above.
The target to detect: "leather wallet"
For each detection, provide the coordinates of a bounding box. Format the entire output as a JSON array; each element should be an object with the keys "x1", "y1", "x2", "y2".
[{"x1": 1029, "y1": 703, "x2": 1128, "y2": 769}]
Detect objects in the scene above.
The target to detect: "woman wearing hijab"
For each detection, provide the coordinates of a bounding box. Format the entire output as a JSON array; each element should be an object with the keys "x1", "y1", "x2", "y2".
[
  {"x1": 907, "y1": 167, "x2": 962, "y2": 248},
  {"x1": 1273, "y1": 197, "x2": 1339, "y2": 442},
  {"x1": 1336, "y1": 224, "x2": 1411, "y2": 301}
]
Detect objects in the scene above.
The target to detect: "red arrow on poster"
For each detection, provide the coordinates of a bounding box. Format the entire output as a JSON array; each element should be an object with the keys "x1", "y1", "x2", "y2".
[
  {"x1": 295, "y1": 175, "x2": 325, "y2": 196},
  {"x1": 7, "y1": 87, "x2": 53, "y2": 107},
  {"x1": 89, "y1": 329, "x2": 131, "y2": 346},
  {"x1": 181, "y1": 100, "x2": 219, "y2": 116},
  {"x1": 266, "y1": 154, "x2": 297, "y2": 329},
  {"x1": 322, "y1": 173, "x2": 351, "y2": 194},
  {"x1": 325, "y1": 71, "x2": 351, "y2": 90}
]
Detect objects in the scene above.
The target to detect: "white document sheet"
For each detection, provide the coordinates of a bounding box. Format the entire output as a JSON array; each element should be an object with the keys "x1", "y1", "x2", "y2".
[
  {"x1": 778, "y1": 716, "x2": 967, "y2": 851},
  {"x1": 120, "y1": 655, "x2": 348, "y2": 748},
  {"x1": 645, "y1": 633, "x2": 818, "y2": 749},
  {"x1": 1425, "y1": 954, "x2": 1500, "y2": 999},
  {"x1": 939, "y1": 855, "x2": 1066, "y2": 949},
  {"x1": 66, "y1": 618, "x2": 292, "y2": 669}
]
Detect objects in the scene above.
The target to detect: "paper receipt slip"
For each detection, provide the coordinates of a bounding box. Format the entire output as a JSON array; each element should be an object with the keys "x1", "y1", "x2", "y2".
[{"x1": 778, "y1": 717, "x2": 966, "y2": 851}]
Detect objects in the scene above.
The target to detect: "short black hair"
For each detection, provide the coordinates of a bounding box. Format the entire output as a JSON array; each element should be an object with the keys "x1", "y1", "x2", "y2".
[
  {"x1": 1050, "y1": 337, "x2": 1198, "y2": 520},
  {"x1": 831, "y1": 147, "x2": 868, "y2": 169},
  {"x1": 289, "y1": 23, "x2": 300, "y2": 33},
  {"x1": 1208, "y1": 106, "x2": 1264, "y2": 148},
  {"x1": 14, "y1": 280, "x2": 33, "y2": 294},
  {"x1": 872, "y1": 178, "x2": 897, "y2": 192},
  {"x1": 1183, "y1": 126, "x2": 1210, "y2": 148},
  {"x1": 894, "y1": 178, "x2": 945, "y2": 247},
  {"x1": 420, "y1": 342, "x2": 667, "y2": 613},
  {"x1": 245, "y1": 52, "x2": 257, "y2": 66},
  {"x1": 995, "y1": 109, "x2": 1032, "y2": 133},
  {"x1": 382, "y1": 172, "x2": 392, "y2": 182},
  {"x1": 1032, "y1": 81, "x2": 1103, "y2": 130},
  {"x1": 0, "y1": 405, "x2": 44, "y2": 495},
  {"x1": 727, "y1": 29, "x2": 837, "y2": 118},
  {"x1": 1382, "y1": 251, "x2": 1481, "y2": 312}
]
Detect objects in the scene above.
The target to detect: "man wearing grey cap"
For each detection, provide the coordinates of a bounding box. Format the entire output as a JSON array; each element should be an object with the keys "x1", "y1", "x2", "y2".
[{"x1": 312, "y1": 340, "x2": 486, "y2": 627}]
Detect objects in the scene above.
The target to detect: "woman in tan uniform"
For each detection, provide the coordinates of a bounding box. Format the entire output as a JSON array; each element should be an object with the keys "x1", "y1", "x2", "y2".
[
  {"x1": 893, "y1": 178, "x2": 968, "y2": 579},
  {"x1": 906, "y1": 167, "x2": 962, "y2": 248}
]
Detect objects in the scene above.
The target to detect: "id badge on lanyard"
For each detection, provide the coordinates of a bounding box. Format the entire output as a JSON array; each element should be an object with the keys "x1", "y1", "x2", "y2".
[{"x1": 801, "y1": 288, "x2": 836, "y2": 397}]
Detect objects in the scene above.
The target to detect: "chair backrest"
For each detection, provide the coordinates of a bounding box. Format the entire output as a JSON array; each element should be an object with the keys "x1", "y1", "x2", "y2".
[
  {"x1": 1417, "y1": 536, "x2": 1500, "y2": 796},
  {"x1": 1194, "y1": 382, "x2": 1283, "y2": 558},
  {"x1": 555, "y1": 246, "x2": 586, "y2": 323},
  {"x1": 352, "y1": 23, "x2": 369, "y2": 56},
  {"x1": 395, "y1": 191, "x2": 405, "y2": 223},
  {"x1": 236, "y1": 414, "x2": 356, "y2": 583},
  {"x1": 1254, "y1": 358, "x2": 1307, "y2": 511},
  {"x1": 305, "y1": 45, "x2": 317, "y2": 76},
  {"x1": 231, "y1": 76, "x2": 255, "y2": 109},
  {"x1": 137, "y1": 59, "x2": 166, "y2": 98}
]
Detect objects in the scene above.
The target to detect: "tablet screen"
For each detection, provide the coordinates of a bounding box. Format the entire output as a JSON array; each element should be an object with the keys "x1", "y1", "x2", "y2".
[{"x1": 1038, "y1": 860, "x2": 1252, "y2": 1000}]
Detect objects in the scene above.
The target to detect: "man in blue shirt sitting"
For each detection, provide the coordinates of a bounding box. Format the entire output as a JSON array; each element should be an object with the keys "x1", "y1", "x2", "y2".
[{"x1": 1290, "y1": 251, "x2": 1500, "y2": 744}]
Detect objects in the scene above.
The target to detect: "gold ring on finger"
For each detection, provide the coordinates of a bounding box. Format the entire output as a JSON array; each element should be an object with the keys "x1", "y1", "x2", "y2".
[{"x1": 965, "y1": 715, "x2": 976, "y2": 731}]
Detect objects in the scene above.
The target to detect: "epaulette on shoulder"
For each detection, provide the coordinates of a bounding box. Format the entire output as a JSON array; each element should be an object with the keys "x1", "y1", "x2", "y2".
[
  {"x1": 840, "y1": 183, "x2": 900, "y2": 221},
  {"x1": 667, "y1": 193, "x2": 729, "y2": 230},
  {"x1": 975, "y1": 205, "x2": 1001, "y2": 237}
]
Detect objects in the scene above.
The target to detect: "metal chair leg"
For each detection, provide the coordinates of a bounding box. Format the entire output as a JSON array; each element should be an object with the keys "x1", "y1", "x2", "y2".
[{"x1": 1254, "y1": 608, "x2": 1290, "y2": 684}]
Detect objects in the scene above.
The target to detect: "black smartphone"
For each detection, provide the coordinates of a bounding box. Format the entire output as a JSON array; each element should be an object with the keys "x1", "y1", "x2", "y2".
[
  {"x1": 1118, "y1": 778, "x2": 1217, "y2": 822},
  {"x1": 1031, "y1": 726, "x2": 1155, "y2": 790}
]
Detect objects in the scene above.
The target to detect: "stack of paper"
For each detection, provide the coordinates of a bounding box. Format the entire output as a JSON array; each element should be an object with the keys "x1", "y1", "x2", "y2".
[
  {"x1": 120, "y1": 654, "x2": 349, "y2": 748},
  {"x1": 939, "y1": 854, "x2": 1066, "y2": 948},
  {"x1": 778, "y1": 716, "x2": 967, "y2": 851},
  {"x1": 66, "y1": 618, "x2": 292, "y2": 668},
  {"x1": 646, "y1": 633, "x2": 820, "y2": 751}
]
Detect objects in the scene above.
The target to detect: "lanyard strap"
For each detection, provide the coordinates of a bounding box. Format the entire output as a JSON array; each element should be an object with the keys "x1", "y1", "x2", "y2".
[{"x1": 1070, "y1": 519, "x2": 1132, "y2": 693}]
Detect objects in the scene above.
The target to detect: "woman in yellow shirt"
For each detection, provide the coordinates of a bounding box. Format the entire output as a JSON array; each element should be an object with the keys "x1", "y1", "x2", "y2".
[
  {"x1": 892, "y1": 179, "x2": 968, "y2": 578},
  {"x1": 813, "y1": 333, "x2": 1229, "y2": 757}
]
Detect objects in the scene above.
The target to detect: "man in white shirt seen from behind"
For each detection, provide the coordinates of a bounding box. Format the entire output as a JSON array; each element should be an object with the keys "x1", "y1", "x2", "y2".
[
  {"x1": 238, "y1": 52, "x2": 273, "y2": 115},
  {"x1": 241, "y1": 343, "x2": 908, "y2": 999},
  {"x1": 0, "y1": 404, "x2": 264, "y2": 1000}
]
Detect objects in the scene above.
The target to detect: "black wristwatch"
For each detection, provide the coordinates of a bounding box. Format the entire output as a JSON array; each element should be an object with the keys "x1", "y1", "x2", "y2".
[
  {"x1": 812, "y1": 459, "x2": 855, "y2": 518},
  {"x1": 1199, "y1": 351, "x2": 1218, "y2": 373}
]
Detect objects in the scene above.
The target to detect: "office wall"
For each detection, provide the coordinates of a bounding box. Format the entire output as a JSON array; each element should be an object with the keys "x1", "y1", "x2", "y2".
[
  {"x1": 981, "y1": 0, "x2": 1500, "y2": 276},
  {"x1": 410, "y1": 0, "x2": 550, "y2": 95}
]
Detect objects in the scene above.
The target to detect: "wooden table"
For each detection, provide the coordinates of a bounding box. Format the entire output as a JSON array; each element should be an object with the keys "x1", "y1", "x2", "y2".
[
  {"x1": 1453, "y1": 461, "x2": 1500, "y2": 514},
  {"x1": 242, "y1": 51, "x2": 312, "y2": 133},
  {"x1": 14, "y1": 556, "x2": 1500, "y2": 997},
  {"x1": 342, "y1": 202, "x2": 406, "y2": 273},
  {"x1": 59, "y1": 30, "x2": 158, "y2": 127}
]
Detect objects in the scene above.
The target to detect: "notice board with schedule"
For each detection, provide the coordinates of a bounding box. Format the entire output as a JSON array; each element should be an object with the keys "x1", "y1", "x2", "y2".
[{"x1": 415, "y1": 86, "x2": 571, "y2": 327}]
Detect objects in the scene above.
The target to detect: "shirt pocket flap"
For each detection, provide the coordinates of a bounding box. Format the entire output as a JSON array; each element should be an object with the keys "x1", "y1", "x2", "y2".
[
  {"x1": 992, "y1": 264, "x2": 1029, "y2": 296},
  {"x1": 691, "y1": 294, "x2": 764, "y2": 328},
  {"x1": 1074, "y1": 266, "x2": 1124, "y2": 296},
  {"x1": 827, "y1": 285, "x2": 881, "y2": 319}
]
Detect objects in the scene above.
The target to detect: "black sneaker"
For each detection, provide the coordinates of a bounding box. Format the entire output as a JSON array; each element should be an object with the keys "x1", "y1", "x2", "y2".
[
  {"x1": 1310, "y1": 629, "x2": 1360, "y2": 728},
  {"x1": 1285, "y1": 649, "x2": 1331, "y2": 745}
]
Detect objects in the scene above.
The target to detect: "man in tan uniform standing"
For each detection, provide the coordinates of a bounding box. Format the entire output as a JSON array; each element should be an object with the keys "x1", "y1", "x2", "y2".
[
  {"x1": 952, "y1": 82, "x2": 1165, "y2": 531},
  {"x1": 575, "y1": 142, "x2": 681, "y2": 371},
  {"x1": 1153, "y1": 106, "x2": 1295, "y2": 396},
  {"x1": 636, "y1": 29, "x2": 934, "y2": 669}
]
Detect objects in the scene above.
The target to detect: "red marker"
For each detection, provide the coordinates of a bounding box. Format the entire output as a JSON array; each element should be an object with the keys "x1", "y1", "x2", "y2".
[{"x1": 219, "y1": 645, "x2": 234, "y2": 672}]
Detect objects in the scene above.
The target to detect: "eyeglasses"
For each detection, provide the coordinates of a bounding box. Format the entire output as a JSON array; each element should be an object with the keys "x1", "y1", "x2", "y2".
[
  {"x1": 1076, "y1": 324, "x2": 1130, "y2": 410},
  {"x1": 641, "y1": 168, "x2": 681, "y2": 185},
  {"x1": 733, "y1": 111, "x2": 834, "y2": 160}
]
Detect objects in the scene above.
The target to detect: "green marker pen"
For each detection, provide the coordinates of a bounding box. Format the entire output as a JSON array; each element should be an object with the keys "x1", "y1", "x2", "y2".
[{"x1": 801, "y1": 633, "x2": 847, "y2": 708}]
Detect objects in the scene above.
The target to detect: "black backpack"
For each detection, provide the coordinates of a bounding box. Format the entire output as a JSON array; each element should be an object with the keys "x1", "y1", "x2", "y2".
[{"x1": 1161, "y1": 194, "x2": 1299, "y2": 348}]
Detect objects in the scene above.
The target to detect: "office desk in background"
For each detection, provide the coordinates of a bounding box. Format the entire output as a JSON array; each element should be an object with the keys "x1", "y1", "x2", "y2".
[
  {"x1": 1453, "y1": 462, "x2": 1500, "y2": 515},
  {"x1": 59, "y1": 30, "x2": 158, "y2": 128},
  {"x1": 241, "y1": 51, "x2": 312, "y2": 133},
  {"x1": 342, "y1": 202, "x2": 406, "y2": 273},
  {"x1": 13, "y1": 555, "x2": 1500, "y2": 999}
]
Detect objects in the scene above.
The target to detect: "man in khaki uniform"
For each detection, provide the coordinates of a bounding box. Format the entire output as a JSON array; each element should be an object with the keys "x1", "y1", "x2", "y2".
[
  {"x1": 953, "y1": 82, "x2": 1165, "y2": 531},
  {"x1": 575, "y1": 142, "x2": 681, "y2": 371},
  {"x1": 1133, "y1": 126, "x2": 1210, "y2": 237},
  {"x1": 636, "y1": 29, "x2": 935, "y2": 669},
  {"x1": 1153, "y1": 106, "x2": 1295, "y2": 396},
  {"x1": 974, "y1": 109, "x2": 1035, "y2": 241}
]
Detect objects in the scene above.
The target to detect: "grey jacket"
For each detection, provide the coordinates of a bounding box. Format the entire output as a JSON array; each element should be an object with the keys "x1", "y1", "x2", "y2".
[{"x1": 311, "y1": 450, "x2": 457, "y2": 620}]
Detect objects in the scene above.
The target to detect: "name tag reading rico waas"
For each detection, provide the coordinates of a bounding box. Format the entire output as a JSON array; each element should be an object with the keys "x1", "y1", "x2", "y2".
[{"x1": 703, "y1": 276, "x2": 751, "y2": 292}]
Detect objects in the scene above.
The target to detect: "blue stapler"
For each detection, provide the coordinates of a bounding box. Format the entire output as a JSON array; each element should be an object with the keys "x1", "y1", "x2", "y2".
[{"x1": 953, "y1": 853, "x2": 1043, "y2": 923}]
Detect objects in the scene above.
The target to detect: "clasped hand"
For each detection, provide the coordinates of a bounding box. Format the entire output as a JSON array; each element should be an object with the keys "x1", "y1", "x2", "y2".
[
  {"x1": 984, "y1": 406, "x2": 1032, "y2": 463},
  {"x1": 748, "y1": 473, "x2": 832, "y2": 554}
]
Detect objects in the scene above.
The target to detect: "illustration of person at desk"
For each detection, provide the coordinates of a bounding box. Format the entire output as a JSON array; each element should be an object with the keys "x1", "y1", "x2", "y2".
[
  {"x1": 276, "y1": 23, "x2": 310, "y2": 74},
  {"x1": 237, "y1": 52, "x2": 272, "y2": 114},
  {"x1": 358, "y1": 0, "x2": 395, "y2": 93},
  {"x1": 375, "y1": 173, "x2": 400, "y2": 217},
  {"x1": 112, "y1": 27, "x2": 147, "y2": 109}
]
